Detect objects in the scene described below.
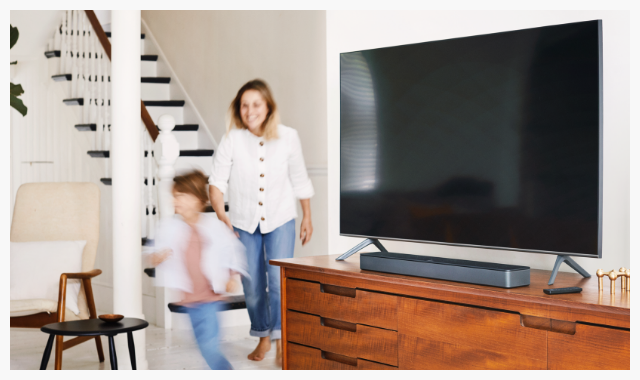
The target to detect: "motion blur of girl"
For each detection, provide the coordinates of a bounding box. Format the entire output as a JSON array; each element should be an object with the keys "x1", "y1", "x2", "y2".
[{"x1": 147, "y1": 170, "x2": 248, "y2": 370}]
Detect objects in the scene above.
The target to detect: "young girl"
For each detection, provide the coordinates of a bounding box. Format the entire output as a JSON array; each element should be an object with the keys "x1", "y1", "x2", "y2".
[{"x1": 148, "y1": 170, "x2": 248, "y2": 370}]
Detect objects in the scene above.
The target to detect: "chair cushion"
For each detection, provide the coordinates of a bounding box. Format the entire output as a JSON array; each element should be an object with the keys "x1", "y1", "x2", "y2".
[
  {"x1": 10, "y1": 299, "x2": 82, "y2": 321},
  {"x1": 10, "y1": 241, "x2": 86, "y2": 315}
]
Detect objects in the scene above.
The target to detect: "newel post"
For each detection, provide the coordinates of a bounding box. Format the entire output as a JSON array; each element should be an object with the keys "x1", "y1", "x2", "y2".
[
  {"x1": 153, "y1": 115, "x2": 179, "y2": 219},
  {"x1": 152, "y1": 114, "x2": 180, "y2": 330}
]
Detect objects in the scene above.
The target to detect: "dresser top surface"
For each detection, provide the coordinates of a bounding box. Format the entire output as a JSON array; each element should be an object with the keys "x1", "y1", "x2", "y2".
[{"x1": 271, "y1": 253, "x2": 630, "y2": 313}]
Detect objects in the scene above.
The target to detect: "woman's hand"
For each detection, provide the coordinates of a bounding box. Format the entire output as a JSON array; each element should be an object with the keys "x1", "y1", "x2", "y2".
[
  {"x1": 300, "y1": 216, "x2": 313, "y2": 246},
  {"x1": 226, "y1": 271, "x2": 241, "y2": 293},
  {"x1": 299, "y1": 199, "x2": 313, "y2": 245},
  {"x1": 209, "y1": 185, "x2": 239, "y2": 237},
  {"x1": 150, "y1": 249, "x2": 172, "y2": 266}
]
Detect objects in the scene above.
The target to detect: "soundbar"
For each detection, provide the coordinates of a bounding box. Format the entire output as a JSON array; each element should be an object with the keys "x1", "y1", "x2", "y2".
[{"x1": 360, "y1": 252, "x2": 530, "y2": 288}]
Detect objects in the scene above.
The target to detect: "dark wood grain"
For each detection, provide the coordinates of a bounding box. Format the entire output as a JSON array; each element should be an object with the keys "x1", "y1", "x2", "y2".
[
  {"x1": 287, "y1": 343, "x2": 356, "y2": 370},
  {"x1": 272, "y1": 253, "x2": 629, "y2": 328},
  {"x1": 357, "y1": 359, "x2": 398, "y2": 370},
  {"x1": 398, "y1": 297, "x2": 548, "y2": 364},
  {"x1": 548, "y1": 323, "x2": 630, "y2": 370},
  {"x1": 277, "y1": 254, "x2": 630, "y2": 370},
  {"x1": 10, "y1": 312, "x2": 57, "y2": 327},
  {"x1": 286, "y1": 310, "x2": 398, "y2": 366},
  {"x1": 280, "y1": 268, "x2": 288, "y2": 370},
  {"x1": 286, "y1": 278, "x2": 397, "y2": 330},
  {"x1": 398, "y1": 334, "x2": 547, "y2": 370},
  {"x1": 84, "y1": 11, "x2": 110, "y2": 59},
  {"x1": 287, "y1": 310, "x2": 358, "y2": 357},
  {"x1": 356, "y1": 324, "x2": 398, "y2": 366}
]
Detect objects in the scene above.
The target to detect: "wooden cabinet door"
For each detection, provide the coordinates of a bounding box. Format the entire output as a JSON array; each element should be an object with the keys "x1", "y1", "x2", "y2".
[
  {"x1": 548, "y1": 323, "x2": 630, "y2": 370},
  {"x1": 398, "y1": 297, "x2": 547, "y2": 370}
]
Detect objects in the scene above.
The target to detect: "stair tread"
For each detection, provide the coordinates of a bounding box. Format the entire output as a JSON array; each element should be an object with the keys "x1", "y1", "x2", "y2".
[
  {"x1": 55, "y1": 75, "x2": 167, "y2": 83},
  {"x1": 88, "y1": 149, "x2": 213, "y2": 158},
  {"x1": 76, "y1": 124, "x2": 197, "y2": 132},
  {"x1": 141, "y1": 77, "x2": 170, "y2": 84},
  {"x1": 105, "y1": 32, "x2": 145, "y2": 39},
  {"x1": 143, "y1": 100, "x2": 185, "y2": 107}
]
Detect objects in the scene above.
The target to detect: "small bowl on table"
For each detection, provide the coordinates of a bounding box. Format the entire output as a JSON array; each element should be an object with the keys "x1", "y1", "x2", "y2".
[{"x1": 99, "y1": 314, "x2": 124, "y2": 324}]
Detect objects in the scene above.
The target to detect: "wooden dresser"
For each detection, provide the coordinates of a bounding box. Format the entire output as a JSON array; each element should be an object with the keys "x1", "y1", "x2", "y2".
[{"x1": 270, "y1": 253, "x2": 630, "y2": 370}]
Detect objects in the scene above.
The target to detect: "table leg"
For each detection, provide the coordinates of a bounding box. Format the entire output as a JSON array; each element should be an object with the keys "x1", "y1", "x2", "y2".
[
  {"x1": 107, "y1": 335, "x2": 118, "y2": 370},
  {"x1": 40, "y1": 334, "x2": 55, "y2": 370},
  {"x1": 127, "y1": 332, "x2": 137, "y2": 370}
]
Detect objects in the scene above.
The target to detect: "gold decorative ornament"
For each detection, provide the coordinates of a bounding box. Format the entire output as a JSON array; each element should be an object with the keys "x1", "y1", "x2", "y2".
[{"x1": 596, "y1": 268, "x2": 630, "y2": 294}]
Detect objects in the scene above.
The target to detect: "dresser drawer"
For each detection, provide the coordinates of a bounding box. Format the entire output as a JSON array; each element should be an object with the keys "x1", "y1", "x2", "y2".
[
  {"x1": 286, "y1": 278, "x2": 398, "y2": 330},
  {"x1": 548, "y1": 323, "x2": 629, "y2": 370},
  {"x1": 287, "y1": 310, "x2": 398, "y2": 366},
  {"x1": 398, "y1": 297, "x2": 548, "y2": 370},
  {"x1": 287, "y1": 343, "x2": 397, "y2": 370}
]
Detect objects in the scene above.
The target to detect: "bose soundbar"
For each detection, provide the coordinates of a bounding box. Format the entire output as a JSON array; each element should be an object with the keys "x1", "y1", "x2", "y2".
[{"x1": 360, "y1": 252, "x2": 530, "y2": 288}]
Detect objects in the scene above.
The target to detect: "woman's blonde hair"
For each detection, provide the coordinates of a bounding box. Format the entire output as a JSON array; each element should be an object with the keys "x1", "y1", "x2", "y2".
[
  {"x1": 226, "y1": 79, "x2": 280, "y2": 140},
  {"x1": 172, "y1": 170, "x2": 208, "y2": 211}
]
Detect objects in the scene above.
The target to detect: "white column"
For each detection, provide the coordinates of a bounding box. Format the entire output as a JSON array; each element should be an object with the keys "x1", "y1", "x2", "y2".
[{"x1": 111, "y1": 10, "x2": 147, "y2": 370}]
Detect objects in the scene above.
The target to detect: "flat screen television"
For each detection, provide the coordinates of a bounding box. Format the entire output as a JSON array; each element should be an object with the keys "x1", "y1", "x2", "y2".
[{"x1": 340, "y1": 20, "x2": 603, "y2": 258}]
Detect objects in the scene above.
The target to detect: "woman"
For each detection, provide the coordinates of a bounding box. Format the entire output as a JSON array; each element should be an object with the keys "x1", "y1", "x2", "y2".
[{"x1": 208, "y1": 79, "x2": 314, "y2": 365}]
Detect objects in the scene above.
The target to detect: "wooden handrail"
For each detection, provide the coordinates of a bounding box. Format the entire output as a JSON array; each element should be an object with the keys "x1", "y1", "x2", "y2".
[{"x1": 85, "y1": 10, "x2": 159, "y2": 141}]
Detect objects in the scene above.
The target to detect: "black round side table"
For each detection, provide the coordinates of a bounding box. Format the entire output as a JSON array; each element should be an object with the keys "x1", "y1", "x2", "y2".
[{"x1": 40, "y1": 318, "x2": 149, "y2": 370}]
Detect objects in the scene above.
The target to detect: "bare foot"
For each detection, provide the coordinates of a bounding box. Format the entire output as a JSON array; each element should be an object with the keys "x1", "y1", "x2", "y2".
[
  {"x1": 248, "y1": 337, "x2": 271, "y2": 361},
  {"x1": 275, "y1": 339, "x2": 282, "y2": 367}
]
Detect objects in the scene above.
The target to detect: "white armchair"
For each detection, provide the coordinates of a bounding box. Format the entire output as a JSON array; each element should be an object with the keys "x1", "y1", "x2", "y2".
[{"x1": 10, "y1": 182, "x2": 103, "y2": 369}]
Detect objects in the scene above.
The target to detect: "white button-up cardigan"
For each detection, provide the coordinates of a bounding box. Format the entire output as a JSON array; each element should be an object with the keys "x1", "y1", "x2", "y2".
[{"x1": 209, "y1": 124, "x2": 315, "y2": 234}]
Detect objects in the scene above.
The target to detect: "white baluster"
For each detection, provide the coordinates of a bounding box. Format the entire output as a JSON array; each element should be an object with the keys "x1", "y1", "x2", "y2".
[
  {"x1": 141, "y1": 126, "x2": 147, "y2": 241},
  {"x1": 54, "y1": 22, "x2": 61, "y2": 51},
  {"x1": 61, "y1": 11, "x2": 69, "y2": 74},
  {"x1": 154, "y1": 115, "x2": 179, "y2": 220},
  {"x1": 146, "y1": 132, "x2": 156, "y2": 241}
]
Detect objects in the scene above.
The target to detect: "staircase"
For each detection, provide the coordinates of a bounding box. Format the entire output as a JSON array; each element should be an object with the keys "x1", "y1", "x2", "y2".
[
  {"x1": 45, "y1": 10, "x2": 216, "y2": 245},
  {"x1": 42, "y1": 11, "x2": 246, "y2": 329}
]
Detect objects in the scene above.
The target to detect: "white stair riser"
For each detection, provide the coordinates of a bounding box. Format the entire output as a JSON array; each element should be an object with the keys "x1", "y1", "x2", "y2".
[
  {"x1": 173, "y1": 131, "x2": 199, "y2": 150},
  {"x1": 174, "y1": 156, "x2": 213, "y2": 176},
  {"x1": 141, "y1": 83, "x2": 169, "y2": 101},
  {"x1": 141, "y1": 60, "x2": 156, "y2": 77},
  {"x1": 146, "y1": 106, "x2": 183, "y2": 124},
  {"x1": 48, "y1": 57, "x2": 60, "y2": 77}
]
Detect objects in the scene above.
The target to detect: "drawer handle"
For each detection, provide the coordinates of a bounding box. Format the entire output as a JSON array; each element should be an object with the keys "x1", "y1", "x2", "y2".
[
  {"x1": 320, "y1": 283, "x2": 356, "y2": 298},
  {"x1": 320, "y1": 317, "x2": 357, "y2": 332},
  {"x1": 321, "y1": 350, "x2": 357, "y2": 367},
  {"x1": 521, "y1": 315, "x2": 576, "y2": 335}
]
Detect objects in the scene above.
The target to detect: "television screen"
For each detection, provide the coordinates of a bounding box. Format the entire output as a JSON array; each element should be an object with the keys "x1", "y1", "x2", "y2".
[{"x1": 340, "y1": 20, "x2": 603, "y2": 257}]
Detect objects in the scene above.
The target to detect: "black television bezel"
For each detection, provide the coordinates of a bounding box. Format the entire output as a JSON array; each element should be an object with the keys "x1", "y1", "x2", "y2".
[{"x1": 338, "y1": 20, "x2": 604, "y2": 259}]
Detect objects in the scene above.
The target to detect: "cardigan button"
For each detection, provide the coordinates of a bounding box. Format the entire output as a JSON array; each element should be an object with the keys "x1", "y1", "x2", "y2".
[
  {"x1": 260, "y1": 173, "x2": 264, "y2": 177},
  {"x1": 259, "y1": 202, "x2": 263, "y2": 206},
  {"x1": 259, "y1": 141, "x2": 264, "y2": 146},
  {"x1": 261, "y1": 217, "x2": 265, "y2": 221},
  {"x1": 260, "y1": 157, "x2": 264, "y2": 162},
  {"x1": 259, "y1": 188, "x2": 264, "y2": 192}
]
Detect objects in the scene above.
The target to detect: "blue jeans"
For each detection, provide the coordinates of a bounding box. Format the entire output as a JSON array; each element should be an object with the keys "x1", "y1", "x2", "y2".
[
  {"x1": 235, "y1": 219, "x2": 295, "y2": 340},
  {"x1": 185, "y1": 301, "x2": 232, "y2": 370}
]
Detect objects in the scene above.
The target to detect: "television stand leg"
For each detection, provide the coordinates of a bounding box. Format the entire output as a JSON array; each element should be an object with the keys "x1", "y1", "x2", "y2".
[
  {"x1": 548, "y1": 255, "x2": 591, "y2": 285},
  {"x1": 335, "y1": 238, "x2": 388, "y2": 261}
]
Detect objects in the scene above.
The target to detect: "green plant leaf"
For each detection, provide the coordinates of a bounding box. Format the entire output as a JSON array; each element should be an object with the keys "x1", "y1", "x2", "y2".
[
  {"x1": 10, "y1": 60, "x2": 17, "y2": 65},
  {"x1": 10, "y1": 82, "x2": 24, "y2": 96},
  {"x1": 10, "y1": 24, "x2": 19, "y2": 49},
  {"x1": 10, "y1": 94, "x2": 27, "y2": 116}
]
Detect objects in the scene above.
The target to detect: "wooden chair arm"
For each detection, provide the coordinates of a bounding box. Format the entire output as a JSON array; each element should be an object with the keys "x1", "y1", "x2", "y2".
[
  {"x1": 56, "y1": 270, "x2": 102, "y2": 322},
  {"x1": 62, "y1": 269, "x2": 102, "y2": 279}
]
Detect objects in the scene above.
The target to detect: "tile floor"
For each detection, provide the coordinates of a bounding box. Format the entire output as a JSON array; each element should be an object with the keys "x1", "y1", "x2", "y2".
[{"x1": 11, "y1": 323, "x2": 280, "y2": 370}]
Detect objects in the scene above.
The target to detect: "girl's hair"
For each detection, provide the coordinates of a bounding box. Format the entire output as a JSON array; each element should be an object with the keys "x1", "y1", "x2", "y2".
[
  {"x1": 226, "y1": 79, "x2": 280, "y2": 140},
  {"x1": 172, "y1": 170, "x2": 208, "y2": 210}
]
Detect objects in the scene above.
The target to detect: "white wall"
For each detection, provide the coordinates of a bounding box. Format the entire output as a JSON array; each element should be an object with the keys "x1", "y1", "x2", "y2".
[
  {"x1": 142, "y1": 10, "x2": 328, "y2": 259},
  {"x1": 327, "y1": 10, "x2": 630, "y2": 274}
]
